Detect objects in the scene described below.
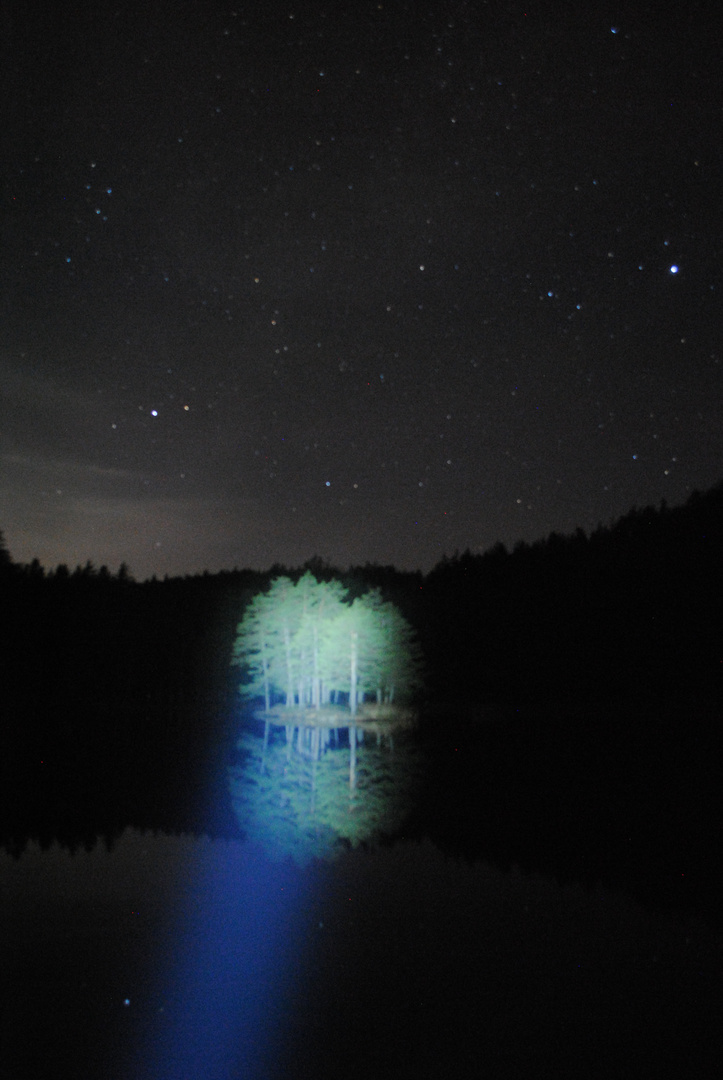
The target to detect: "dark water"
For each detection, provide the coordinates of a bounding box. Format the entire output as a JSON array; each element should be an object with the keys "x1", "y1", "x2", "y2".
[{"x1": 2, "y1": 829, "x2": 722, "y2": 1079}]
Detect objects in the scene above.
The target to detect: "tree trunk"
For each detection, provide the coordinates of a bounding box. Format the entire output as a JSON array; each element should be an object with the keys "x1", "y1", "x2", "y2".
[
  {"x1": 260, "y1": 720, "x2": 270, "y2": 773},
  {"x1": 349, "y1": 723, "x2": 357, "y2": 789},
  {"x1": 284, "y1": 622, "x2": 294, "y2": 705},
  {"x1": 350, "y1": 629, "x2": 358, "y2": 715},
  {"x1": 312, "y1": 623, "x2": 321, "y2": 708}
]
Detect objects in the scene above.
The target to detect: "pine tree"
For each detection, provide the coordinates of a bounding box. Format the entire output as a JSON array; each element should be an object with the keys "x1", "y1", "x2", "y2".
[
  {"x1": 290, "y1": 571, "x2": 347, "y2": 707},
  {"x1": 230, "y1": 590, "x2": 276, "y2": 711}
]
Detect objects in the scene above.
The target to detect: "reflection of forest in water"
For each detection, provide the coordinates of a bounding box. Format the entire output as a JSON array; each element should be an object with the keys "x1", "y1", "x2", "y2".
[{"x1": 228, "y1": 720, "x2": 425, "y2": 863}]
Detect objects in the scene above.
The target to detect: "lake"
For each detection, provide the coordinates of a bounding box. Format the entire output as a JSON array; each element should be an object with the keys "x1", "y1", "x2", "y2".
[{"x1": 2, "y1": 829, "x2": 722, "y2": 1079}]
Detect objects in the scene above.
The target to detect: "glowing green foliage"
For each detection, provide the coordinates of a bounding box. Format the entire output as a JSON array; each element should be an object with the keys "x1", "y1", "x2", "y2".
[{"x1": 231, "y1": 574, "x2": 423, "y2": 711}]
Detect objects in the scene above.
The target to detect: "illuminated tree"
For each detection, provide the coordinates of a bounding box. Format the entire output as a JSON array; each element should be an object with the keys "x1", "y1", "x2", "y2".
[
  {"x1": 230, "y1": 590, "x2": 275, "y2": 711},
  {"x1": 373, "y1": 598, "x2": 425, "y2": 704},
  {"x1": 314, "y1": 591, "x2": 383, "y2": 712},
  {"x1": 290, "y1": 571, "x2": 347, "y2": 708}
]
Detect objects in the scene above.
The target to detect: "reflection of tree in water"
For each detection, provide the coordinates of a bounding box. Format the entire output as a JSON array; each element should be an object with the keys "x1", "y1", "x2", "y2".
[{"x1": 227, "y1": 722, "x2": 424, "y2": 864}]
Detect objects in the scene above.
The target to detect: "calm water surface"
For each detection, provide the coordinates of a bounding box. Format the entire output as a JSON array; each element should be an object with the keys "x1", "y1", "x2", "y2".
[{"x1": 2, "y1": 830, "x2": 722, "y2": 1079}]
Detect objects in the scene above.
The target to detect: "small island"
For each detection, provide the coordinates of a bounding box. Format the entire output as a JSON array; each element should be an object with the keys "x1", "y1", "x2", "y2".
[{"x1": 228, "y1": 572, "x2": 424, "y2": 858}]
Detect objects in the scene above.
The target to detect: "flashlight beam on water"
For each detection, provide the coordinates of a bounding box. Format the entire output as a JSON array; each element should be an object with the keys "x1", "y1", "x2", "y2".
[{"x1": 127, "y1": 840, "x2": 313, "y2": 1080}]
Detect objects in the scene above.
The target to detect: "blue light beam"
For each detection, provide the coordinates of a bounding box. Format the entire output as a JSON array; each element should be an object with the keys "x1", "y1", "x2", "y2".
[{"x1": 126, "y1": 839, "x2": 313, "y2": 1080}]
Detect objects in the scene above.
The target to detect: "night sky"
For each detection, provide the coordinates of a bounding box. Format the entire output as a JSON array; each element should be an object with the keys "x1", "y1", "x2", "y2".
[{"x1": 2, "y1": 1, "x2": 721, "y2": 580}]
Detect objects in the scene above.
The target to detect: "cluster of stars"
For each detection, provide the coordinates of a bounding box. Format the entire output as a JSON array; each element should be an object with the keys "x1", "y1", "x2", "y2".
[{"x1": 1, "y1": 2, "x2": 719, "y2": 576}]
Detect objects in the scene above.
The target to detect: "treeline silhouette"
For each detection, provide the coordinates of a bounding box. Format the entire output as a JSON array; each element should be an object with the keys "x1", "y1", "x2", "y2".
[
  {"x1": 422, "y1": 485, "x2": 723, "y2": 707},
  {"x1": 1, "y1": 484, "x2": 721, "y2": 924}
]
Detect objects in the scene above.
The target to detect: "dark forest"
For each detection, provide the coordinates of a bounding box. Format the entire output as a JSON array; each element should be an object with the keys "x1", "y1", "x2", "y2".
[{"x1": 2, "y1": 483, "x2": 721, "y2": 926}]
